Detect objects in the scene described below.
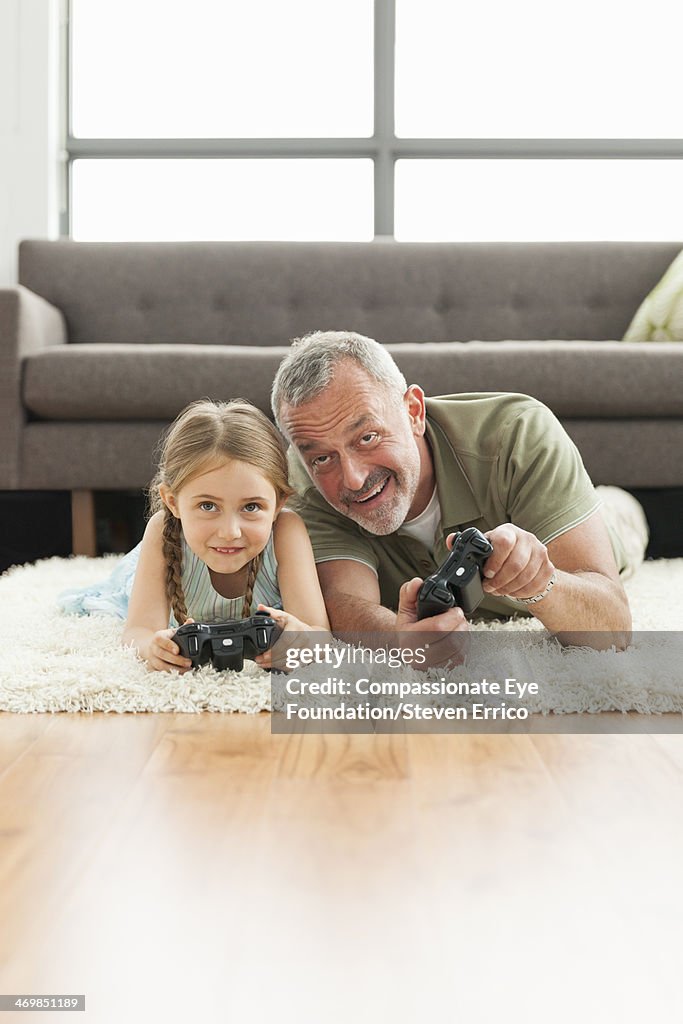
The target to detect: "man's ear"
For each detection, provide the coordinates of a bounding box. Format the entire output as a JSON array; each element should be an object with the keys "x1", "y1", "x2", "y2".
[
  {"x1": 404, "y1": 384, "x2": 427, "y2": 436},
  {"x1": 159, "y1": 484, "x2": 180, "y2": 518}
]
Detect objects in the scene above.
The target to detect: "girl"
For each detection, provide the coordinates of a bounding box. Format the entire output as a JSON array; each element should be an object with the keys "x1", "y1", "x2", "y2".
[{"x1": 58, "y1": 399, "x2": 330, "y2": 672}]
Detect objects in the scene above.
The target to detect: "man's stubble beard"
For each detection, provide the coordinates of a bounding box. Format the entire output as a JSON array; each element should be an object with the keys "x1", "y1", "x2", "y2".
[{"x1": 335, "y1": 458, "x2": 422, "y2": 536}]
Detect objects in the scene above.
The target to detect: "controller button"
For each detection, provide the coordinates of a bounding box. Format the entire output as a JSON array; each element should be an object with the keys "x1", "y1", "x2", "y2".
[
  {"x1": 222, "y1": 638, "x2": 233, "y2": 647},
  {"x1": 257, "y1": 628, "x2": 267, "y2": 646},
  {"x1": 189, "y1": 636, "x2": 198, "y2": 655},
  {"x1": 455, "y1": 567, "x2": 466, "y2": 576}
]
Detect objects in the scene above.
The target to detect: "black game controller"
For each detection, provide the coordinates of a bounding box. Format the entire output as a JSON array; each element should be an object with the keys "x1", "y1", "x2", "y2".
[
  {"x1": 174, "y1": 611, "x2": 281, "y2": 671},
  {"x1": 417, "y1": 527, "x2": 494, "y2": 619}
]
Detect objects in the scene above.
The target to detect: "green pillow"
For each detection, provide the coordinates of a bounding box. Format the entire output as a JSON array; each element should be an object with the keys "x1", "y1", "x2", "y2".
[{"x1": 623, "y1": 249, "x2": 683, "y2": 341}]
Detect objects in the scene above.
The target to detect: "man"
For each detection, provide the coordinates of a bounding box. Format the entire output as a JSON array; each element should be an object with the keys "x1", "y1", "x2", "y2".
[{"x1": 271, "y1": 331, "x2": 649, "y2": 651}]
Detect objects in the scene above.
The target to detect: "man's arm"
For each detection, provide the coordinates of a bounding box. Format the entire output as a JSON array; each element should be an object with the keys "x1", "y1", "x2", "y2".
[
  {"x1": 481, "y1": 511, "x2": 632, "y2": 650},
  {"x1": 316, "y1": 559, "x2": 394, "y2": 631},
  {"x1": 540, "y1": 512, "x2": 632, "y2": 647}
]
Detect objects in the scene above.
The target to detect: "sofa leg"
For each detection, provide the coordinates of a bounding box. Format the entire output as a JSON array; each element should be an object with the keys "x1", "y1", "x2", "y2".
[{"x1": 71, "y1": 489, "x2": 97, "y2": 557}]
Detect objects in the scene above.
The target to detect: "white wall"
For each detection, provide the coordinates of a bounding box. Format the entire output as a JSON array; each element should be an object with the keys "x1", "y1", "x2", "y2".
[{"x1": 0, "y1": 0, "x2": 62, "y2": 287}]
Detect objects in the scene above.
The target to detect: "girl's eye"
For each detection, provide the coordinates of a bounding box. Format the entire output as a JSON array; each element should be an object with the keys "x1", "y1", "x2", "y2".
[
  {"x1": 199, "y1": 502, "x2": 217, "y2": 512},
  {"x1": 243, "y1": 502, "x2": 262, "y2": 513}
]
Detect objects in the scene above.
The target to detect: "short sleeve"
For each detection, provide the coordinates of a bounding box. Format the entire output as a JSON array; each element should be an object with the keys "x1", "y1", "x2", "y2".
[
  {"x1": 495, "y1": 402, "x2": 601, "y2": 545},
  {"x1": 286, "y1": 449, "x2": 379, "y2": 572}
]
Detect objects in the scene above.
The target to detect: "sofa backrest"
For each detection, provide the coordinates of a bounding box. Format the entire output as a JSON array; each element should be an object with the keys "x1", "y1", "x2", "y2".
[{"x1": 18, "y1": 239, "x2": 681, "y2": 346}]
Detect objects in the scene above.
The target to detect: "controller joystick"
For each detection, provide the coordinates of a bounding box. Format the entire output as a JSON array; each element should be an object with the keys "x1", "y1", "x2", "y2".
[
  {"x1": 417, "y1": 527, "x2": 493, "y2": 619},
  {"x1": 174, "y1": 610, "x2": 281, "y2": 671}
]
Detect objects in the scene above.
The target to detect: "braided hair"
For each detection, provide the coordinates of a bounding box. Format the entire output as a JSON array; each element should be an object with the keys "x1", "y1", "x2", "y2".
[
  {"x1": 147, "y1": 399, "x2": 293, "y2": 623},
  {"x1": 241, "y1": 552, "x2": 263, "y2": 619},
  {"x1": 161, "y1": 507, "x2": 188, "y2": 626}
]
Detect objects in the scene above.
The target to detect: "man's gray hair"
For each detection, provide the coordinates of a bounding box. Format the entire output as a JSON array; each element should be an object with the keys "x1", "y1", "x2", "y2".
[{"x1": 271, "y1": 330, "x2": 407, "y2": 430}]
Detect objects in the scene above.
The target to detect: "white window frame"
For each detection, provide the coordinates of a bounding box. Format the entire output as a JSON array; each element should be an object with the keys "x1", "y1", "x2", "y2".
[{"x1": 62, "y1": 0, "x2": 683, "y2": 240}]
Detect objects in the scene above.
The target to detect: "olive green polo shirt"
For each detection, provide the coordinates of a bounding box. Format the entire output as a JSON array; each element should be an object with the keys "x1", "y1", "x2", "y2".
[{"x1": 287, "y1": 392, "x2": 621, "y2": 620}]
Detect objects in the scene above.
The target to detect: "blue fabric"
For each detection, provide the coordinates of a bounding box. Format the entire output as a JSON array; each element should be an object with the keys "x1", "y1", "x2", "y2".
[
  {"x1": 57, "y1": 532, "x2": 284, "y2": 626},
  {"x1": 58, "y1": 543, "x2": 142, "y2": 621}
]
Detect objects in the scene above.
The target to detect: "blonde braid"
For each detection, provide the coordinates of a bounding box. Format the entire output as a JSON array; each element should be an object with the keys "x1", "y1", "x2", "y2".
[
  {"x1": 241, "y1": 553, "x2": 263, "y2": 619},
  {"x1": 161, "y1": 509, "x2": 188, "y2": 625}
]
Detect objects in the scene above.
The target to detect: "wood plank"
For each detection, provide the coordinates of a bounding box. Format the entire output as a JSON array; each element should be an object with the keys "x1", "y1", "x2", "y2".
[
  {"x1": 2, "y1": 713, "x2": 683, "y2": 1021},
  {"x1": 0, "y1": 713, "x2": 282, "y2": 1021},
  {"x1": 275, "y1": 728, "x2": 410, "y2": 781},
  {"x1": 0, "y1": 713, "x2": 168, "y2": 967},
  {"x1": 0, "y1": 713, "x2": 55, "y2": 777}
]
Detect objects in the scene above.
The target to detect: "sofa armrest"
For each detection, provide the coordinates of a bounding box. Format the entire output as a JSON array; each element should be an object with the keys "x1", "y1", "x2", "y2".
[{"x1": 0, "y1": 286, "x2": 67, "y2": 488}]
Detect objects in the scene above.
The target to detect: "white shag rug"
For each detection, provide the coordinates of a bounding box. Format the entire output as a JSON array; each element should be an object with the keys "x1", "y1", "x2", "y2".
[{"x1": 0, "y1": 554, "x2": 681, "y2": 715}]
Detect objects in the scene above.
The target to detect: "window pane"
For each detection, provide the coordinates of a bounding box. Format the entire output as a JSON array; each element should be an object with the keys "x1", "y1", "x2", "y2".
[
  {"x1": 71, "y1": 0, "x2": 373, "y2": 138},
  {"x1": 395, "y1": 160, "x2": 683, "y2": 241},
  {"x1": 396, "y1": 0, "x2": 683, "y2": 138},
  {"x1": 71, "y1": 159, "x2": 374, "y2": 241}
]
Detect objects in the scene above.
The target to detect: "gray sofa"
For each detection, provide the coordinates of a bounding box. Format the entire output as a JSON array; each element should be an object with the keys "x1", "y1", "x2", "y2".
[{"x1": 2, "y1": 239, "x2": 682, "y2": 554}]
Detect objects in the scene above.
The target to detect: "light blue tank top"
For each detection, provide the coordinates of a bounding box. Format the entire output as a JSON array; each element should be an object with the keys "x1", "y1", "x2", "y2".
[{"x1": 57, "y1": 528, "x2": 282, "y2": 626}]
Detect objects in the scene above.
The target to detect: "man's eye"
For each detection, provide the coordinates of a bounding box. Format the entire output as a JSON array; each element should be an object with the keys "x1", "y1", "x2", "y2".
[
  {"x1": 311, "y1": 454, "x2": 331, "y2": 468},
  {"x1": 359, "y1": 432, "x2": 378, "y2": 445}
]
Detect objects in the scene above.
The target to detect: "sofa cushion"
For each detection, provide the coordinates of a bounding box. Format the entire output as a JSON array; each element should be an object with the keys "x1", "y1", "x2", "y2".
[
  {"x1": 23, "y1": 344, "x2": 289, "y2": 420},
  {"x1": 623, "y1": 248, "x2": 683, "y2": 341},
  {"x1": 22, "y1": 340, "x2": 683, "y2": 421},
  {"x1": 19, "y1": 239, "x2": 683, "y2": 346},
  {"x1": 18, "y1": 418, "x2": 683, "y2": 490},
  {"x1": 390, "y1": 340, "x2": 683, "y2": 417}
]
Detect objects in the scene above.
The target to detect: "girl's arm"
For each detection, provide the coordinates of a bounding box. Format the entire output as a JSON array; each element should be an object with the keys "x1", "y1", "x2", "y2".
[
  {"x1": 121, "y1": 510, "x2": 194, "y2": 672},
  {"x1": 271, "y1": 509, "x2": 331, "y2": 630}
]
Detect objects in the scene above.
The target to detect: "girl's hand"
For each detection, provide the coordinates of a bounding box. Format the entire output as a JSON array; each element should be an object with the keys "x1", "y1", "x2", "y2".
[
  {"x1": 146, "y1": 619, "x2": 195, "y2": 673},
  {"x1": 257, "y1": 604, "x2": 312, "y2": 635},
  {"x1": 254, "y1": 604, "x2": 320, "y2": 671}
]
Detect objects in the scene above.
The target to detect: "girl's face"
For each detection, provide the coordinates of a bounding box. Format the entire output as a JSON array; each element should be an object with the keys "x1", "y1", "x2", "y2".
[{"x1": 160, "y1": 459, "x2": 281, "y2": 575}]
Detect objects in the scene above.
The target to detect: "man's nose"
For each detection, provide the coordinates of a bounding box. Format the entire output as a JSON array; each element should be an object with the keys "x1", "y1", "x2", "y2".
[{"x1": 339, "y1": 454, "x2": 367, "y2": 492}]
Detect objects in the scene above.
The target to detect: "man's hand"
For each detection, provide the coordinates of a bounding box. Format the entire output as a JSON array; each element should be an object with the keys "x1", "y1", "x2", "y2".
[
  {"x1": 396, "y1": 577, "x2": 470, "y2": 668},
  {"x1": 446, "y1": 525, "x2": 555, "y2": 602},
  {"x1": 445, "y1": 521, "x2": 631, "y2": 649},
  {"x1": 315, "y1": 558, "x2": 468, "y2": 664}
]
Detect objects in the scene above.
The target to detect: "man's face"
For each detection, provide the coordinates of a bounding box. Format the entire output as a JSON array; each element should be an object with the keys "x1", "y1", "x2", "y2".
[{"x1": 280, "y1": 362, "x2": 426, "y2": 535}]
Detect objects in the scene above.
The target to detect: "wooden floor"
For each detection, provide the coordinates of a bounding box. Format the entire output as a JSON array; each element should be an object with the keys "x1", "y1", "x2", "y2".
[{"x1": 1, "y1": 712, "x2": 683, "y2": 1024}]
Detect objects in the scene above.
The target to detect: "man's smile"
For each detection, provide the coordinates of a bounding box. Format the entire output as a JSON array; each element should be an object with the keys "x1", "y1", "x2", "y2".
[{"x1": 351, "y1": 474, "x2": 391, "y2": 506}]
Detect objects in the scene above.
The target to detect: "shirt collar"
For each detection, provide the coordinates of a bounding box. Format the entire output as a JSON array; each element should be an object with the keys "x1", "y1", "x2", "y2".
[{"x1": 424, "y1": 402, "x2": 482, "y2": 535}]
